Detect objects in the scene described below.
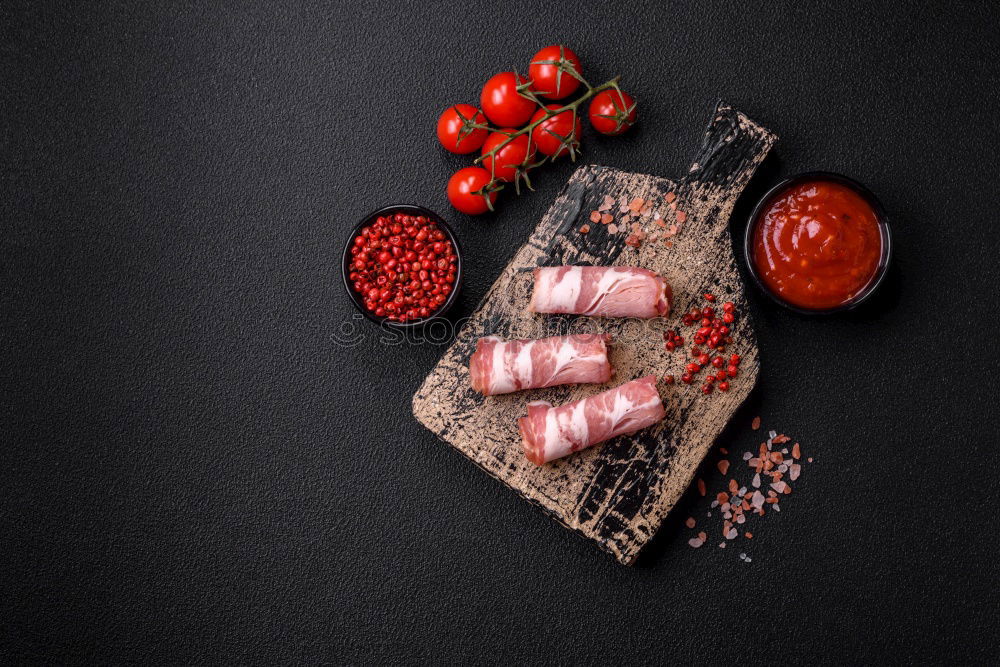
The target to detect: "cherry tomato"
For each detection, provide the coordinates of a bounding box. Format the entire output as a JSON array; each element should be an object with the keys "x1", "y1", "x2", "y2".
[
  {"x1": 588, "y1": 90, "x2": 637, "y2": 136},
  {"x1": 447, "y1": 167, "x2": 498, "y2": 215},
  {"x1": 528, "y1": 45, "x2": 583, "y2": 99},
  {"x1": 480, "y1": 72, "x2": 537, "y2": 127},
  {"x1": 530, "y1": 105, "x2": 582, "y2": 158},
  {"x1": 436, "y1": 104, "x2": 489, "y2": 154},
  {"x1": 481, "y1": 129, "x2": 535, "y2": 182}
]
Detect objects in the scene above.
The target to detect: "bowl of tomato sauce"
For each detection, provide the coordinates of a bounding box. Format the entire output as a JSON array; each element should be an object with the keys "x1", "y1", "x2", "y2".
[
  {"x1": 343, "y1": 204, "x2": 462, "y2": 327},
  {"x1": 744, "y1": 172, "x2": 891, "y2": 314}
]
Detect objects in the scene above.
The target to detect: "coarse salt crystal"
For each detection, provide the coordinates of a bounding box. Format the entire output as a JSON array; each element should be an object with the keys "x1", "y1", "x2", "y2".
[
  {"x1": 688, "y1": 537, "x2": 704, "y2": 548},
  {"x1": 743, "y1": 452, "x2": 753, "y2": 461},
  {"x1": 789, "y1": 463, "x2": 801, "y2": 481},
  {"x1": 752, "y1": 473, "x2": 761, "y2": 488}
]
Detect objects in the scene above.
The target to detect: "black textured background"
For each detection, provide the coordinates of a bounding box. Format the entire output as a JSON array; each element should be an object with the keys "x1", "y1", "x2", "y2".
[{"x1": 3, "y1": 1, "x2": 999, "y2": 664}]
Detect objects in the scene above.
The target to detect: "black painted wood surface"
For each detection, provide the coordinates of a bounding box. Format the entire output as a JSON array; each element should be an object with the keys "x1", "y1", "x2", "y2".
[{"x1": 414, "y1": 103, "x2": 776, "y2": 564}]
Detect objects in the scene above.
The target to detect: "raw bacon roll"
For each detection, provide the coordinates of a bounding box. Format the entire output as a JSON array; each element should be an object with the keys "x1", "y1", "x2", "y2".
[
  {"x1": 528, "y1": 266, "x2": 671, "y2": 319},
  {"x1": 518, "y1": 375, "x2": 666, "y2": 465},
  {"x1": 469, "y1": 334, "x2": 613, "y2": 396}
]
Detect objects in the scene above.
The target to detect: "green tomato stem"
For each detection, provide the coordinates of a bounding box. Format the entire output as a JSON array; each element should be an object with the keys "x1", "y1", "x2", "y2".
[{"x1": 474, "y1": 76, "x2": 621, "y2": 171}]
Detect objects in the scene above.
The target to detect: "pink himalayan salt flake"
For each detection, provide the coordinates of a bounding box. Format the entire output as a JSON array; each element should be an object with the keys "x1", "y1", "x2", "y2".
[
  {"x1": 742, "y1": 451, "x2": 753, "y2": 461},
  {"x1": 770, "y1": 481, "x2": 787, "y2": 493},
  {"x1": 599, "y1": 195, "x2": 615, "y2": 211},
  {"x1": 688, "y1": 537, "x2": 704, "y2": 548},
  {"x1": 789, "y1": 463, "x2": 802, "y2": 481},
  {"x1": 719, "y1": 542, "x2": 727, "y2": 549},
  {"x1": 607, "y1": 224, "x2": 619, "y2": 234},
  {"x1": 752, "y1": 472, "x2": 761, "y2": 488},
  {"x1": 685, "y1": 517, "x2": 696, "y2": 528},
  {"x1": 726, "y1": 528, "x2": 738, "y2": 540},
  {"x1": 751, "y1": 490, "x2": 765, "y2": 510}
]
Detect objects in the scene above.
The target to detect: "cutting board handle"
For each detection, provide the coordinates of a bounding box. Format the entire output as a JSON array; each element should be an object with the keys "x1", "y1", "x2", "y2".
[{"x1": 683, "y1": 101, "x2": 778, "y2": 204}]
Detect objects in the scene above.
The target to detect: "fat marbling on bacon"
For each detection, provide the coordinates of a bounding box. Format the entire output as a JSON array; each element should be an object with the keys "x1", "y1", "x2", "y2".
[
  {"x1": 469, "y1": 334, "x2": 613, "y2": 396},
  {"x1": 518, "y1": 375, "x2": 665, "y2": 465},
  {"x1": 528, "y1": 266, "x2": 671, "y2": 318}
]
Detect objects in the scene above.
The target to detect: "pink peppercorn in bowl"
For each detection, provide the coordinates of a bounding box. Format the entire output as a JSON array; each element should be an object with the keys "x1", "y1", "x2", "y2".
[{"x1": 342, "y1": 204, "x2": 463, "y2": 327}]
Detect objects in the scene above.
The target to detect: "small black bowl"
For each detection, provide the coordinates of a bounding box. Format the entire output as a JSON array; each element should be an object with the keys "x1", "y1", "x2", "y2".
[
  {"x1": 342, "y1": 204, "x2": 463, "y2": 328},
  {"x1": 743, "y1": 171, "x2": 892, "y2": 315}
]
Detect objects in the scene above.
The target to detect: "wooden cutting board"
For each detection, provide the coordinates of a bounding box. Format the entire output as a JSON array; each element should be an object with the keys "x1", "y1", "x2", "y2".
[{"x1": 413, "y1": 102, "x2": 776, "y2": 564}]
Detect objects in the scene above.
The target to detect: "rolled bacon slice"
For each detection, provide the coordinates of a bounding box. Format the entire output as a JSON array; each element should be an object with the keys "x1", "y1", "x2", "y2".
[
  {"x1": 528, "y1": 266, "x2": 671, "y2": 318},
  {"x1": 518, "y1": 375, "x2": 665, "y2": 465},
  {"x1": 469, "y1": 334, "x2": 613, "y2": 396}
]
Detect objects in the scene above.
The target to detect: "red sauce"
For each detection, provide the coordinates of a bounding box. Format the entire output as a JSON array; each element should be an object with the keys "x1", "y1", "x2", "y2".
[{"x1": 752, "y1": 180, "x2": 883, "y2": 310}]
